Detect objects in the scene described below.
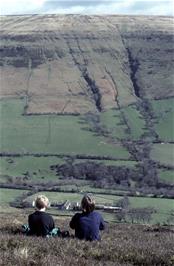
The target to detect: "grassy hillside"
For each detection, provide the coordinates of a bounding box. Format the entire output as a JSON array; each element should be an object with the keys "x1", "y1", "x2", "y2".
[
  {"x1": 0, "y1": 15, "x2": 173, "y2": 114},
  {"x1": 0, "y1": 213, "x2": 174, "y2": 266},
  {"x1": 0, "y1": 15, "x2": 173, "y2": 225}
]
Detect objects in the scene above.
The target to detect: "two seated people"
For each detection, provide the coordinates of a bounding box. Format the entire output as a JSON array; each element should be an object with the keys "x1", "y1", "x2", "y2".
[{"x1": 23, "y1": 194, "x2": 105, "y2": 241}]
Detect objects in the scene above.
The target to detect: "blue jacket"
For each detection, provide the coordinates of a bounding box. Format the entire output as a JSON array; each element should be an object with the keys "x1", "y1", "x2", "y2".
[{"x1": 70, "y1": 211, "x2": 105, "y2": 241}]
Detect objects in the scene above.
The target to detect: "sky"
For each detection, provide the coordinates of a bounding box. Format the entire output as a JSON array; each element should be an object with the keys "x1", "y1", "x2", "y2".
[{"x1": 0, "y1": 0, "x2": 173, "y2": 16}]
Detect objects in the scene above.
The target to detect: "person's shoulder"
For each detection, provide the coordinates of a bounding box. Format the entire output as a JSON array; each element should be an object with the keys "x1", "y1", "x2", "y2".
[
  {"x1": 42, "y1": 212, "x2": 53, "y2": 219},
  {"x1": 28, "y1": 211, "x2": 37, "y2": 218},
  {"x1": 72, "y1": 212, "x2": 82, "y2": 220},
  {"x1": 74, "y1": 212, "x2": 82, "y2": 217},
  {"x1": 92, "y1": 211, "x2": 103, "y2": 218},
  {"x1": 92, "y1": 210, "x2": 100, "y2": 215}
]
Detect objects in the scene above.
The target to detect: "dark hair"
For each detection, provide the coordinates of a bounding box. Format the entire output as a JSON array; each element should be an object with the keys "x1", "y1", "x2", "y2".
[{"x1": 81, "y1": 194, "x2": 95, "y2": 213}]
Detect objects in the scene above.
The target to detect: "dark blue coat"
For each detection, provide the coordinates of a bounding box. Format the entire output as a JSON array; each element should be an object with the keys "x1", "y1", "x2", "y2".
[{"x1": 70, "y1": 211, "x2": 105, "y2": 241}]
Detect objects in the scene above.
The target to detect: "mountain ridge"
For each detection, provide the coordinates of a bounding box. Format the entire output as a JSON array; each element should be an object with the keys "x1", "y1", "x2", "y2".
[{"x1": 1, "y1": 15, "x2": 173, "y2": 114}]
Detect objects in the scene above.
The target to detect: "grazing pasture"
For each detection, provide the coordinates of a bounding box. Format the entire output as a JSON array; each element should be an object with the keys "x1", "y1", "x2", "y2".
[
  {"x1": 0, "y1": 98, "x2": 129, "y2": 158},
  {"x1": 158, "y1": 169, "x2": 174, "y2": 184},
  {"x1": 151, "y1": 143, "x2": 174, "y2": 166},
  {"x1": 151, "y1": 98, "x2": 174, "y2": 142},
  {"x1": 0, "y1": 188, "x2": 28, "y2": 207}
]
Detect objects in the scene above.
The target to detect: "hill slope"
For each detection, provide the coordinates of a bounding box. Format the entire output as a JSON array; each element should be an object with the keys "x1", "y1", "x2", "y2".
[
  {"x1": 0, "y1": 15, "x2": 173, "y2": 114},
  {"x1": 0, "y1": 213, "x2": 174, "y2": 266},
  {"x1": 0, "y1": 15, "x2": 173, "y2": 203}
]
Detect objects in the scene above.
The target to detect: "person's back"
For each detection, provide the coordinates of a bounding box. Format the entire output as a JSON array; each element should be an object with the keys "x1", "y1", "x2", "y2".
[
  {"x1": 28, "y1": 195, "x2": 55, "y2": 237},
  {"x1": 28, "y1": 210, "x2": 54, "y2": 237},
  {"x1": 70, "y1": 210, "x2": 104, "y2": 241},
  {"x1": 70, "y1": 194, "x2": 105, "y2": 241}
]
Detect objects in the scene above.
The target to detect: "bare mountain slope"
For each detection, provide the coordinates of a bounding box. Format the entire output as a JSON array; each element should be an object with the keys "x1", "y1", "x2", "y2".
[{"x1": 0, "y1": 15, "x2": 173, "y2": 114}]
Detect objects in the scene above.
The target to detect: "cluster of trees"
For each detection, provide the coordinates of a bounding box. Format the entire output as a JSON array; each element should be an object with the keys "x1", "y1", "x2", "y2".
[
  {"x1": 52, "y1": 161, "x2": 136, "y2": 188},
  {"x1": 49, "y1": 160, "x2": 174, "y2": 198},
  {"x1": 52, "y1": 161, "x2": 173, "y2": 192}
]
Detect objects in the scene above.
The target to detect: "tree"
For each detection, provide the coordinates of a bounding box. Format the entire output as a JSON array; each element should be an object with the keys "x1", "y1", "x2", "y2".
[{"x1": 116, "y1": 196, "x2": 130, "y2": 209}]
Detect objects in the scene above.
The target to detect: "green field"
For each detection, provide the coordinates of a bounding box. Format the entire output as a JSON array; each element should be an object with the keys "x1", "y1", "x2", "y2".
[
  {"x1": 122, "y1": 105, "x2": 146, "y2": 140},
  {"x1": 0, "y1": 98, "x2": 129, "y2": 159},
  {"x1": 25, "y1": 191, "x2": 174, "y2": 224},
  {"x1": 0, "y1": 188, "x2": 27, "y2": 207},
  {"x1": 100, "y1": 105, "x2": 146, "y2": 140},
  {"x1": 25, "y1": 191, "x2": 122, "y2": 204},
  {"x1": 100, "y1": 109, "x2": 127, "y2": 139},
  {"x1": 158, "y1": 169, "x2": 174, "y2": 184},
  {"x1": 151, "y1": 98, "x2": 174, "y2": 142},
  {"x1": 0, "y1": 156, "x2": 64, "y2": 180},
  {"x1": 129, "y1": 196, "x2": 174, "y2": 224},
  {"x1": 151, "y1": 143, "x2": 174, "y2": 166},
  {"x1": 0, "y1": 188, "x2": 173, "y2": 224}
]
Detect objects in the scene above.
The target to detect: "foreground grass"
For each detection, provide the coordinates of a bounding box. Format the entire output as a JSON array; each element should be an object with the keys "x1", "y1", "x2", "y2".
[{"x1": 0, "y1": 213, "x2": 173, "y2": 266}]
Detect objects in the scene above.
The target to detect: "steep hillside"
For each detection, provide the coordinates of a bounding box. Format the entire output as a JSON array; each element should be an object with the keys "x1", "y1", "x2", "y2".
[
  {"x1": 0, "y1": 15, "x2": 173, "y2": 114},
  {"x1": 0, "y1": 15, "x2": 173, "y2": 202}
]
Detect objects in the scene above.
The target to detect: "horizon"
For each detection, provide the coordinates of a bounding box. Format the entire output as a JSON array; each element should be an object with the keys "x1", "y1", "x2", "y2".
[
  {"x1": 1, "y1": 0, "x2": 173, "y2": 16},
  {"x1": 0, "y1": 13, "x2": 173, "y2": 17}
]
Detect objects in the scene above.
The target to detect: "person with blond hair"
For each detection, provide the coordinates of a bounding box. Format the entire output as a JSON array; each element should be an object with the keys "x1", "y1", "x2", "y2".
[
  {"x1": 27, "y1": 195, "x2": 55, "y2": 237},
  {"x1": 70, "y1": 194, "x2": 105, "y2": 241}
]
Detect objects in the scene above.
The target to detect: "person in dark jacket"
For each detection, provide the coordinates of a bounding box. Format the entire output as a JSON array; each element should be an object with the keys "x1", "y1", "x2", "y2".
[
  {"x1": 27, "y1": 195, "x2": 55, "y2": 237},
  {"x1": 70, "y1": 194, "x2": 105, "y2": 241}
]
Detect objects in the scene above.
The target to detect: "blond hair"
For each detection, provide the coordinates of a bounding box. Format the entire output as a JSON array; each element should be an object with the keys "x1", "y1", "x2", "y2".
[
  {"x1": 34, "y1": 195, "x2": 49, "y2": 210},
  {"x1": 81, "y1": 194, "x2": 95, "y2": 213}
]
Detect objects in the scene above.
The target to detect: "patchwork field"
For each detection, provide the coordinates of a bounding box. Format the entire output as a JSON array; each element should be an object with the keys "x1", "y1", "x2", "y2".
[{"x1": 0, "y1": 96, "x2": 174, "y2": 219}]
